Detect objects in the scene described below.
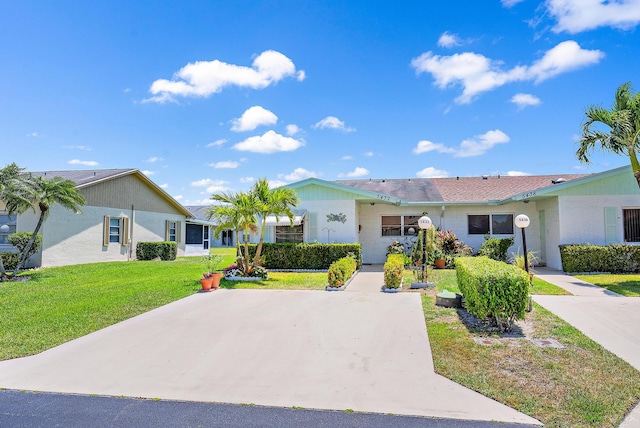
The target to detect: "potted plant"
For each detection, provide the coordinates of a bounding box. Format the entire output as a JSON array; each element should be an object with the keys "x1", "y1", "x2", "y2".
[
  {"x1": 434, "y1": 248, "x2": 446, "y2": 269},
  {"x1": 201, "y1": 254, "x2": 224, "y2": 291}
]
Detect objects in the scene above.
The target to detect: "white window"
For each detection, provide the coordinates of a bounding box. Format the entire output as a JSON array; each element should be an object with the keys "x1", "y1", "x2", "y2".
[
  {"x1": 468, "y1": 214, "x2": 514, "y2": 235},
  {"x1": 381, "y1": 215, "x2": 420, "y2": 237},
  {"x1": 103, "y1": 216, "x2": 129, "y2": 246},
  {"x1": 165, "y1": 220, "x2": 181, "y2": 242}
]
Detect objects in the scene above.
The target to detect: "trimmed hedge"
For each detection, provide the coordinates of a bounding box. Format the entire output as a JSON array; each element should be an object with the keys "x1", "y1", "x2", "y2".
[
  {"x1": 327, "y1": 256, "x2": 357, "y2": 288},
  {"x1": 455, "y1": 256, "x2": 529, "y2": 332},
  {"x1": 136, "y1": 241, "x2": 178, "y2": 261},
  {"x1": 384, "y1": 253, "x2": 404, "y2": 289},
  {"x1": 1, "y1": 252, "x2": 19, "y2": 270},
  {"x1": 559, "y1": 244, "x2": 640, "y2": 273},
  {"x1": 246, "y1": 243, "x2": 362, "y2": 270}
]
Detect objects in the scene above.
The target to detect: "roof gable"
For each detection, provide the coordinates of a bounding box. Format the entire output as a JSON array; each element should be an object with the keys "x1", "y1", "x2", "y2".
[{"x1": 30, "y1": 169, "x2": 192, "y2": 216}]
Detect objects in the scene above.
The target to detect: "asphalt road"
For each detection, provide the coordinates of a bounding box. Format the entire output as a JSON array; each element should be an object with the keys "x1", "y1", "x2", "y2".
[{"x1": 0, "y1": 390, "x2": 539, "y2": 428}]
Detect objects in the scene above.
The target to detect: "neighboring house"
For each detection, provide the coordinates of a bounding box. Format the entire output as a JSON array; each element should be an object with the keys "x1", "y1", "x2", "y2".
[
  {"x1": 0, "y1": 169, "x2": 193, "y2": 267},
  {"x1": 182, "y1": 205, "x2": 234, "y2": 255},
  {"x1": 258, "y1": 165, "x2": 640, "y2": 270}
]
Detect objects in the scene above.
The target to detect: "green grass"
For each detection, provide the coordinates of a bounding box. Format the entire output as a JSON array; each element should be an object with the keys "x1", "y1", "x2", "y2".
[
  {"x1": 574, "y1": 274, "x2": 640, "y2": 297},
  {"x1": 421, "y1": 270, "x2": 640, "y2": 427},
  {"x1": 531, "y1": 276, "x2": 571, "y2": 295}
]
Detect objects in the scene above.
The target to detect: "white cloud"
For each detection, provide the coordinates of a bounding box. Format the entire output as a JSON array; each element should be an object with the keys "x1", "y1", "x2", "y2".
[
  {"x1": 206, "y1": 139, "x2": 227, "y2": 148},
  {"x1": 173, "y1": 195, "x2": 184, "y2": 201},
  {"x1": 141, "y1": 170, "x2": 155, "y2": 176},
  {"x1": 209, "y1": 160, "x2": 239, "y2": 169},
  {"x1": 26, "y1": 132, "x2": 40, "y2": 137},
  {"x1": 416, "y1": 167, "x2": 450, "y2": 178},
  {"x1": 411, "y1": 40, "x2": 603, "y2": 103},
  {"x1": 183, "y1": 197, "x2": 212, "y2": 205},
  {"x1": 364, "y1": 151, "x2": 374, "y2": 157},
  {"x1": 145, "y1": 156, "x2": 163, "y2": 163},
  {"x1": 279, "y1": 167, "x2": 317, "y2": 181},
  {"x1": 502, "y1": 0, "x2": 525, "y2": 7},
  {"x1": 63, "y1": 145, "x2": 91, "y2": 151},
  {"x1": 341, "y1": 155, "x2": 353, "y2": 160},
  {"x1": 159, "y1": 183, "x2": 169, "y2": 189},
  {"x1": 144, "y1": 50, "x2": 305, "y2": 103},
  {"x1": 190, "y1": 178, "x2": 230, "y2": 193},
  {"x1": 268, "y1": 180, "x2": 289, "y2": 188},
  {"x1": 68, "y1": 159, "x2": 98, "y2": 166},
  {"x1": 286, "y1": 124, "x2": 301, "y2": 136},
  {"x1": 123, "y1": 88, "x2": 132, "y2": 93},
  {"x1": 506, "y1": 170, "x2": 532, "y2": 176},
  {"x1": 231, "y1": 106, "x2": 278, "y2": 132},
  {"x1": 412, "y1": 140, "x2": 455, "y2": 155},
  {"x1": 413, "y1": 130, "x2": 510, "y2": 158},
  {"x1": 239, "y1": 176, "x2": 255, "y2": 183},
  {"x1": 547, "y1": 0, "x2": 640, "y2": 33},
  {"x1": 313, "y1": 116, "x2": 356, "y2": 132},
  {"x1": 233, "y1": 130, "x2": 304, "y2": 154},
  {"x1": 511, "y1": 93, "x2": 542, "y2": 109},
  {"x1": 437, "y1": 32, "x2": 462, "y2": 48},
  {"x1": 338, "y1": 167, "x2": 370, "y2": 178}
]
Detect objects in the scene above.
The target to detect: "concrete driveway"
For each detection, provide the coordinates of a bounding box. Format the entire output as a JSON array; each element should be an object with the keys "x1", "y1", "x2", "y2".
[{"x1": 0, "y1": 288, "x2": 538, "y2": 425}]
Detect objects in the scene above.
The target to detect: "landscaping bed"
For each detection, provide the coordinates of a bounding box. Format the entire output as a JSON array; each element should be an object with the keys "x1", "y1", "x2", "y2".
[{"x1": 414, "y1": 269, "x2": 640, "y2": 427}]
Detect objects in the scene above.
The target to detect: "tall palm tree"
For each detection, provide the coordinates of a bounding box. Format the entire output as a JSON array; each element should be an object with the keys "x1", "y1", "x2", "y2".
[
  {"x1": 4, "y1": 175, "x2": 85, "y2": 278},
  {"x1": 207, "y1": 190, "x2": 258, "y2": 274},
  {"x1": 252, "y1": 178, "x2": 299, "y2": 267},
  {"x1": 577, "y1": 82, "x2": 640, "y2": 188}
]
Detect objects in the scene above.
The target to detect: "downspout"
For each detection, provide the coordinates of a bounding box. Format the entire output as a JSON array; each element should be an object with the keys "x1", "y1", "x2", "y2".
[{"x1": 129, "y1": 205, "x2": 135, "y2": 260}]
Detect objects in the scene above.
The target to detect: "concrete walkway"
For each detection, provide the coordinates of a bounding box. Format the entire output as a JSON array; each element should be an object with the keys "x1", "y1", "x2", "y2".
[
  {"x1": 0, "y1": 274, "x2": 540, "y2": 425},
  {"x1": 533, "y1": 267, "x2": 640, "y2": 427}
]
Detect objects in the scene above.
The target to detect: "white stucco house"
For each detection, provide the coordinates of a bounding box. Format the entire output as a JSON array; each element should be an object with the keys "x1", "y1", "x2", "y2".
[
  {"x1": 0, "y1": 169, "x2": 200, "y2": 267},
  {"x1": 255, "y1": 165, "x2": 640, "y2": 270}
]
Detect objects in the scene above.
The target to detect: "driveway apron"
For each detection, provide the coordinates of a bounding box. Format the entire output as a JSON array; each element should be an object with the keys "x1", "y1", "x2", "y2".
[{"x1": 0, "y1": 272, "x2": 539, "y2": 425}]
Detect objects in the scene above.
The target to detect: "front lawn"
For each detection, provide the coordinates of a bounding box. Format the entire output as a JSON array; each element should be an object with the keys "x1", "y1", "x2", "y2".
[
  {"x1": 420, "y1": 270, "x2": 640, "y2": 427},
  {"x1": 574, "y1": 274, "x2": 640, "y2": 297}
]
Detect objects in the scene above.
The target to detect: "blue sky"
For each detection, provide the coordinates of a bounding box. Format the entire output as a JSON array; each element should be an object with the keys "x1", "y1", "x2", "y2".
[{"x1": 2, "y1": 1, "x2": 640, "y2": 205}]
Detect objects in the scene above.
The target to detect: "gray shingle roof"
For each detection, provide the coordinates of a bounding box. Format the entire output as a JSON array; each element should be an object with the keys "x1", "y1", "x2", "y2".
[
  {"x1": 336, "y1": 173, "x2": 588, "y2": 203},
  {"x1": 30, "y1": 169, "x2": 136, "y2": 187}
]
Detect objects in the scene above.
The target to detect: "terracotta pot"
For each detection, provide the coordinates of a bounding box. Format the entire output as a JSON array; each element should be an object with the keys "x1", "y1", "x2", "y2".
[
  {"x1": 434, "y1": 258, "x2": 446, "y2": 269},
  {"x1": 210, "y1": 272, "x2": 222, "y2": 290},
  {"x1": 200, "y1": 277, "x2": 213, "y2": 291}
]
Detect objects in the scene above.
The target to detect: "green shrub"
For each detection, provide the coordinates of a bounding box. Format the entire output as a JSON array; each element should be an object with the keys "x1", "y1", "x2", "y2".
[
  {"x1": 136, "y1": 242, "x2": 178, "y2": 261},
  {"x1": 384, "y1": 253, "x2": 404, "y2": 289},
  {"x1": 246, "y1": 243, "x2": 361, "y2": 270},
  {"x1": 455, "y1": 256, "x2": 529, "y2": 332},
  {"x1": 327, "y1": 256, "x2": 357, "y2": 287},
  {"x1": 8, "y1": 231, "x2": 42, "y2": 261},
  {"x1": 477, "y1": 236, "x2": 514, "y2": 262},
  {"x1": 559, "y1": 244, "x2": 640, "y2": 273},
  {"x1": 1, "y1": 252, "x2": 20, "y2": 270}
]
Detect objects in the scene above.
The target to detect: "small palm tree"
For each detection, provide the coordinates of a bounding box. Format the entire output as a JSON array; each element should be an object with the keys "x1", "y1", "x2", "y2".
[
  {"x1": 4, "y1": 175, "x2": 85, "y2": 278},
  {"x1": 577, "y1": 81, "x2": 640, "y2": 188},
  {"x1": 252, "y1": 178, "x2": 299, "y2": 267},
  {"x1": 0, "y1": 163, "x2": 30, "y2": 280},
  {"x1": 207, "y1": 190, "x2": 258, "y2": 274}
]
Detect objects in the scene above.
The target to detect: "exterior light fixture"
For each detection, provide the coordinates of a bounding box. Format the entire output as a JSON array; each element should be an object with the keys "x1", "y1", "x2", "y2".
[{"x1": 418, "y1": 215, "x2": 432, "y2": 281}]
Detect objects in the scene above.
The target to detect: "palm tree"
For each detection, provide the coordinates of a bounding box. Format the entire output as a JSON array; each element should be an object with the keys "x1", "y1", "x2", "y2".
[
  {"x1": 207, "y1": 190, "x2": 258, "y2": 274},
  {"x1": 577, "y1": 82, "x2": 640, "y2": 188},
  {"x1": 4, "y1": 175, "x2": 85, "y2": 278},
  {"x1": 252, "y1": 178, "x2": 299, "y2": 267}
]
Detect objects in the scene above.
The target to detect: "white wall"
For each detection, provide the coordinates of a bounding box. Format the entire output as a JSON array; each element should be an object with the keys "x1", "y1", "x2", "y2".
[
  {"x1": 357, "y1": 201, "x2": 541, "y2": 264},
  {"x1": 21, "y1": 205, "x2": 186, "y2": 267},
  {"x1": 304, "y1": 200, "x2": 358, "y2": 243}
]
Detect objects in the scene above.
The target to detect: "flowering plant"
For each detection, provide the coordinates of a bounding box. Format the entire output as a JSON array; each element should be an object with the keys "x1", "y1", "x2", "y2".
[
  {"x1": 386, "y1": 240, "x2": 405, "y2": 255},
  {"x1": 223, "y1": 263, "x2": 268, "y2": 279},
  {"x1": 412, "y1": 260, "x2": 434, "y2": 283}
]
